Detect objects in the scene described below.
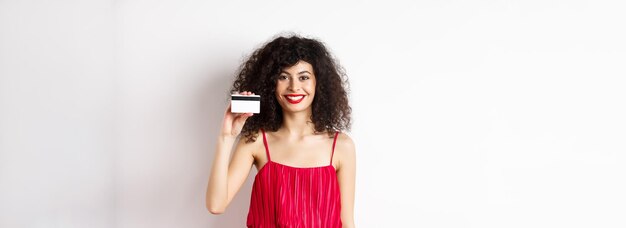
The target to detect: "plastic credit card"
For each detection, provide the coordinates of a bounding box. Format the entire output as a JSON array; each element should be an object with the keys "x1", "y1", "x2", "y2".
[{"x1": 231, "y1": 94, "x2": 260, "y2": 113}]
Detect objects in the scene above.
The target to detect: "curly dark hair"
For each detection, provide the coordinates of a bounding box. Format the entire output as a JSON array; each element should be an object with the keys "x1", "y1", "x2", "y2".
[{"x1": 230, "y1": 34, "x2": 351, "y2": 143}]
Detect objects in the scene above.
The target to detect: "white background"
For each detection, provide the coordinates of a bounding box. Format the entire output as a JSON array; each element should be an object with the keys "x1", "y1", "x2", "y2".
[{"x1": 1, "y1": 0, "x2": 625, "y2": 227}]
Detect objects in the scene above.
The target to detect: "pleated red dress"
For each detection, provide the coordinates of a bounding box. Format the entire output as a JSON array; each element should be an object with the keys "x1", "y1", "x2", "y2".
[{"x1": 246, "y1": 129, "x2": 342, "y2": 228}]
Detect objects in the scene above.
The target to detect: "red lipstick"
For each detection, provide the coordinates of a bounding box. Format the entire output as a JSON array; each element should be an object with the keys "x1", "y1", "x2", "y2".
[{"x1": 284, "y1": 94, "x2": 305, "y2": 104}]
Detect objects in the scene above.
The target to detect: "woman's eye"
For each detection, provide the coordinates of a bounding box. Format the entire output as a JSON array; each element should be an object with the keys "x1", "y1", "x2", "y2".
[
  {"x1": 278, "y1": 75, "x2": 288, "y2": 80},
  {"x1": 299, "y1": 76, "x2": 309, "y2": 80}
]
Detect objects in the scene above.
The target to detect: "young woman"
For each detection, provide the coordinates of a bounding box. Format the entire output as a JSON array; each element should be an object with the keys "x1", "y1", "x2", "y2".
[{"x1": 205, "y1": 34, "x2": 356, "y2": 228}]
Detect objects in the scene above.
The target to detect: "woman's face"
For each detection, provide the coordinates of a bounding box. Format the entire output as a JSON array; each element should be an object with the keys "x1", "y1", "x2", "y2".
[{"x1": 275, "y1": 61, "x2": 316, "y2": 114}]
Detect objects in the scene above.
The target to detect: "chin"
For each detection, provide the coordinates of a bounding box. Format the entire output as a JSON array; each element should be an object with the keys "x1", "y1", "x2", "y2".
[
  {"x1": 280, "y1": 103, "x2": 312, "y2": 113},
  {"x1": 281, "y1": 106, "x2": 309, "y2": 113}
]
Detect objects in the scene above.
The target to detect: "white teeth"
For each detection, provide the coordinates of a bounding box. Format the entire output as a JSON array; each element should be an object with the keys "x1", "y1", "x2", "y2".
[{"x1": 286, "y1": 96, "x2": 304, "y2": 101}]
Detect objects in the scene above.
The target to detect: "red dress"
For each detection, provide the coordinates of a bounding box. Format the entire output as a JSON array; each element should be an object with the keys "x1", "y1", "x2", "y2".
[{"x1": 246, "y1": 129, "x2": 342, "y2": 228}]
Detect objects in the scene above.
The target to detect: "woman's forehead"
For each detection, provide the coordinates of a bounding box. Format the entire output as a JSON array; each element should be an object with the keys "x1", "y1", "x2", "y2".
[{"x1": 281, "y1": 61, "x2": 314, "y2": 74}]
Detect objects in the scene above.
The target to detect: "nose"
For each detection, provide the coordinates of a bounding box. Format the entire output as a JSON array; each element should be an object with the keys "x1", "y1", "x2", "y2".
[{"x1": 287, "y1": 79, "x2": 301, "y2": 92}]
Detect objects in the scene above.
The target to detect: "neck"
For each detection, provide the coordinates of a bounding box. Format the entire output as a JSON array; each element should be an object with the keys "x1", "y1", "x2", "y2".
[{"x1": 279, "y1": 109, "x2": 316, "y2": 137}]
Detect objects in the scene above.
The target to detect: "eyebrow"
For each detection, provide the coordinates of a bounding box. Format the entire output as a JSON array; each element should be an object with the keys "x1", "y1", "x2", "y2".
[{"x1": 280, "y1": 70, "x2": 312, "y2": 75}]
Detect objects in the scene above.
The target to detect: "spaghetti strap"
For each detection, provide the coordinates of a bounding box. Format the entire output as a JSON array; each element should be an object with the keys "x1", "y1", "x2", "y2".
[
  {"x1": 330, "y1": 131, "x2": 339, "y2": 166},
  {"x1": 261, "y1": 129, "x2": 271, "y2": 162}
]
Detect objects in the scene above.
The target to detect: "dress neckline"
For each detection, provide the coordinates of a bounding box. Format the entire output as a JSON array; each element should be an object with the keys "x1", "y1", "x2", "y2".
[{"x1": 257, "y1": 160, "x2": 335, "y2": 174}]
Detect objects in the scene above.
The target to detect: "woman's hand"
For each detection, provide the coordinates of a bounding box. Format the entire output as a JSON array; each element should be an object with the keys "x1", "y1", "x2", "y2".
[
  {"x1": 207, "y1": 91, "x2": 256, "y2": 214},
  {"x1": 220, "y1": 91, "x2": 255, "y2": 139}
]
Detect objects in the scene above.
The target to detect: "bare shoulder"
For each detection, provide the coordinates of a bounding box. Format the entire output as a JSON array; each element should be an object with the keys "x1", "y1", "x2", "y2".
[
  {"x1": 335, "y1": 132, "x2": 355, "y2": 151},
  {"x1": 334, "y1": 132, "x2": 356, "y2": 168},
  {"x1": 234, "y1": 129, "x2": 265, "y2": 156},
  {"x1": 236, "y1": 130, "x2": 265, "y2": 160}
]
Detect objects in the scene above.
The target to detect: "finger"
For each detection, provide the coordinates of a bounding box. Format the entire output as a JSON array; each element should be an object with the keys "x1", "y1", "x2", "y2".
[
  {"x1": 225, "y1": 104, "x2": 232, "y2": 115},
  {"x1": 235, "y1": 114, "x2": 250, "y2": 124},
  {"x1": 239, "y1": 112, "x2": 254, "y2": 119},
  {"x1": 237, "y1": 113, "x2": 252, "y2": 119}
]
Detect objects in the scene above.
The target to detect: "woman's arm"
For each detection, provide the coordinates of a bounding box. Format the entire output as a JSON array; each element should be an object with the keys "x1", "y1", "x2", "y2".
[
  {"x1": 205, "y1": 134, "x2": 255, "y2": 214},
  {"x1": 336, "y1": 133, "x2": 356, "y2": 227},
  {"x1": 205, "y1": 92, "x2": 256, "y2": 214}
]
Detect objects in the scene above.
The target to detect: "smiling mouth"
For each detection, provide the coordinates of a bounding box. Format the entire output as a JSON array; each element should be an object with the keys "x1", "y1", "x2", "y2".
[{"x1": 284, "y1": 95, "x2": 305, "y2": 104}]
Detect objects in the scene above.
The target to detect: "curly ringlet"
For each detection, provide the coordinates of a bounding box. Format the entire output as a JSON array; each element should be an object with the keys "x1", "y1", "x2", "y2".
[{"x1": 230, "y1": 34, "x2": 352, "y2": 143}]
